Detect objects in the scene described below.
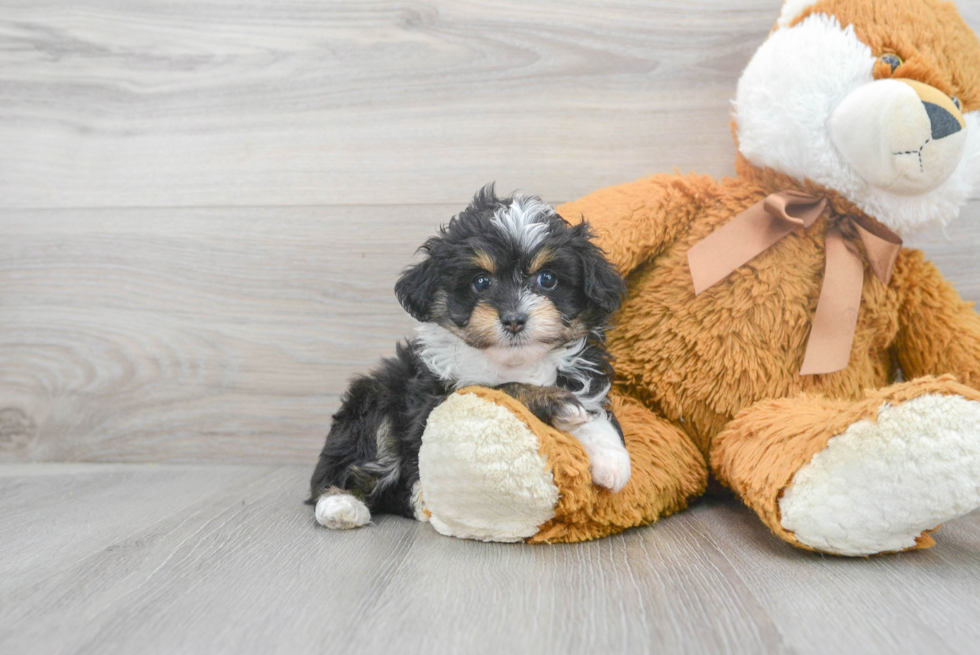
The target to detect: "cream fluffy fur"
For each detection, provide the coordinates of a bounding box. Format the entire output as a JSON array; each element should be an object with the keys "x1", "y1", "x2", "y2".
[
  {"x1": 780, "y1": 394, "x2": 980, "y2": 556},
  {"x1": 418, "y1": 392, "x2": 559, "y2": 542},
  {"x1": 736, "y1": 13, "x2": 980, "y2": 234}
]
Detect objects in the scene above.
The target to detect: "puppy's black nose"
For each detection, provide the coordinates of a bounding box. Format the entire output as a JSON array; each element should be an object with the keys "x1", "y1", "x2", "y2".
[{"x1": 500, "y1": 312, "x2": 528, "y2": 334}]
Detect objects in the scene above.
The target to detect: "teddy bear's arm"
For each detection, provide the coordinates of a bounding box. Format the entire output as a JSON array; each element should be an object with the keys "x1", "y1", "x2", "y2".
[
  {"x1": 556, "y1": 173, "x2": 712, "y2": 276},
  {"x1": 893, "y1": 249, "x2": 980, "y2": 389}
]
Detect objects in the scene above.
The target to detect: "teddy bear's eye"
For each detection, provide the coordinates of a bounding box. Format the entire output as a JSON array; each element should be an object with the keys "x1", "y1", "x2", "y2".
[
  {"x1": 952, "y1": 96, "x2": 962, "y2": 111},
  {"x1": 879, "y1": 53, "x2": 903, "y2": 73}
]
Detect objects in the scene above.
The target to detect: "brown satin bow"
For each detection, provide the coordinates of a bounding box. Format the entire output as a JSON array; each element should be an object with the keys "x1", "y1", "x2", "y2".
[{"x1": 687, "y1": 190, "x2": 903, "y2": 376}]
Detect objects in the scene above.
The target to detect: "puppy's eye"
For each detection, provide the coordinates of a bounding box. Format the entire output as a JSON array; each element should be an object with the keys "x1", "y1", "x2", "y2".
[
  {"x1": 536, "y1": 271, "x2": 557, "y2": 290},
  {"x1": 472, "y1": 274, "x2": 492, "y2": 293},
  {"x1": 879, "y1": 53, "x2": 902, "y2": 73},
  {"x1": 952, "y1": 96, "x2": 962, "y2": 111}
]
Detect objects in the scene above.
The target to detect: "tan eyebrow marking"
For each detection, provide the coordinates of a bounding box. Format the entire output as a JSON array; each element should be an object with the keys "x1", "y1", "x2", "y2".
[
  {"x1": 472, "y1": 251, "x2": 496, "y2": 273},
  {"x1": 528, "y1": 248, "x2": 555, "y2": 274}
]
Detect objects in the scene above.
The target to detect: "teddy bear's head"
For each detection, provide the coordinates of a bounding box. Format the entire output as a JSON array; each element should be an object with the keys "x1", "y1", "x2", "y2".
[{"x1": 734, "y1": 0, "x2": 980, "y2": 234}]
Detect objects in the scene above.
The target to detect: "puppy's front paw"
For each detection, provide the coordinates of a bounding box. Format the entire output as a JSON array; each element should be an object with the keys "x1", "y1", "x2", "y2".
[
  {"x1": 553, "y1": 401, "x2": 590, "y2": 432},
  {"x1": 315, "y1": 493, "x2": 371, "y2": 529},
  {"x1": 583, "y1": 442, "x2": 632, "y2": 492}
]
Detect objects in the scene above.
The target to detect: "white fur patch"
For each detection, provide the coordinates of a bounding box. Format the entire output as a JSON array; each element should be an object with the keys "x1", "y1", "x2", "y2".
[
  {"x1": 492, "y1": 194, "x2": 550, "y2": 250},
  {"x1": 315, "y1": 493, "x2": 371, "y2": 530},
  {"x1": 777, "y1": 0, "x2": 820, "y2": 28},
  {"x1": 779, "y1": 394, "x2": 980, "y2": 556},
  {"x1": 735, "y1": 14, "x2": 980, "y2": 234},
  {"x1": 553, "y1": 401, "x2": 590, "y2": 432},
  {"x1": 572, "y1": 415, "x2": 631, "y2": 492},
  {"x1": 419, "y1": 392, "x2": 559, "y2": 541},
  {"x1": 415, "y1": 323, "x2": 610, "y2": 412},
  {"x1": 417, "y1": 323, "x2": 572, "y2": 387}
]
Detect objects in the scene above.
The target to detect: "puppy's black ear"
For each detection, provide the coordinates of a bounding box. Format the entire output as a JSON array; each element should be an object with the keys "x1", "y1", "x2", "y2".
[
  {"x1": 574, "y1": 222, "x2": 626, "y2": 317},
  {"x1": 395, "y1": 242, "x2": 442, "y2": 322}
]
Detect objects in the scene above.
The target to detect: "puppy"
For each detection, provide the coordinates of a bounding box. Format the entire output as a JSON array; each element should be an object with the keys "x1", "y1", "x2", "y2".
[{"x1": 308, "y1": 185, "x2": 630, "y2": 530}]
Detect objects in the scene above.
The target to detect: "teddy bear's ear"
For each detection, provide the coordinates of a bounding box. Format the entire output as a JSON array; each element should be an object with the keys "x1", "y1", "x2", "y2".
[{"x1": 777, "y1": 0, "x2": 820, "y2": 28}]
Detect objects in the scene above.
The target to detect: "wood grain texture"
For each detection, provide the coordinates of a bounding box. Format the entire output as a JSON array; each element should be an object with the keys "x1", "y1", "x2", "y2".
[
  {"x1": 0, "y1": 205, "x2": 434, "y2": 463},
  {"x1": 0, "y1": 0, "x2": 788, "y2": 208},
  {"x1": 1, "y1": 463, "x2": 979, "y2": 655}
]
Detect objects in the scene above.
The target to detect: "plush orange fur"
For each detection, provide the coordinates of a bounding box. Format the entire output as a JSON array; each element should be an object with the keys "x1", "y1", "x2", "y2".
[
  {"x1": 437, "y1": 0, "x2": 980, "y2": 550},
  {"x1": 457, "y1": 387, "x2": 708, "y2": 543},
  {"x1": 546, "y1": 0, "x2": 980, "y2": 549},
  {"x1": 711, "y1": 376, "x2": 980, "y2": 551},
  {"x1": 790, "y1": 0, "x2": 980, "y2": 111},
  {"x1": 549, "y1": 151, "x2": 980, "y2": 549}
]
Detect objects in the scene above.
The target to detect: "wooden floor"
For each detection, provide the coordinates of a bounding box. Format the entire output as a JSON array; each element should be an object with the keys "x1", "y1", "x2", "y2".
[
  {"x1": 4, "y1": 1, "x2": 980, "y2": 653},
  {"x1": 3, "y1": 463, "x2": 980, "y2": 655}
]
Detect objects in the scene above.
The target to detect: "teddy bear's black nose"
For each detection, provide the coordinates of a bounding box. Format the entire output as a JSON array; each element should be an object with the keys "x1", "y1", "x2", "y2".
[{"x1": 924, "y1": 101, "x2": 963, "y2": 140}]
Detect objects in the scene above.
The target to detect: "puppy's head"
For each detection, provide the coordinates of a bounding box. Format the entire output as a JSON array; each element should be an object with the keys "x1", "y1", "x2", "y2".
[{"x1": 395, "y1": 184, "x2": 624, "y2": 352}]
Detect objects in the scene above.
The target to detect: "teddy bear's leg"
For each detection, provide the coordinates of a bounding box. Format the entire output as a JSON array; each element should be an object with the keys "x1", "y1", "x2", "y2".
[
  {"x1": 419, "y1": 387, "x2": 707, "y2": 543},
  {"x1": 711, "y1": 377, "x2": 980, "y2": 556}
]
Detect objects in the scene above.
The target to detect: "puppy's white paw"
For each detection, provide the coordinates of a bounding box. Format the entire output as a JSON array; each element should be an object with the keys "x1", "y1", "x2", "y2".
[
  {"x1": 584, "y1": 442, "x2": 632, "y2": 492},
  {"x1": 572, "y1": 415, "x2": 632, "y2": 492},
  {"x1": 315, "y1": 493, "x2": 371, "y2": 530},
  {"x1": 553, "y1": 402, "x2": 590, "y2": 432}
]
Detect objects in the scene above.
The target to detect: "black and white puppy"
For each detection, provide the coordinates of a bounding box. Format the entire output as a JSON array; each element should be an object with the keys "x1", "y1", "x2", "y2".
[{"x1": 308, "y1": 185, "x2": 629, "y2": 530}]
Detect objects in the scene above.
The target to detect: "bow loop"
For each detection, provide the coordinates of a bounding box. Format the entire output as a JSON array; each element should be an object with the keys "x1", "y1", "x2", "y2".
[
  {"x1": 688, "y1": 190, "x2": 903, "y2": 376},
  {"x1": 762, "y1": 190, "x2": 828, "y2": 230},
  {"x1": 688, "y1": 190, "x2": 827, "y2": 295}
]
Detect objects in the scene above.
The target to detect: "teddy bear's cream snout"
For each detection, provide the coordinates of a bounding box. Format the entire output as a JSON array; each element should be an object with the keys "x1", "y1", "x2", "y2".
[{"x1": 829, "y1": 77, "x2": 967, "y2": 197}]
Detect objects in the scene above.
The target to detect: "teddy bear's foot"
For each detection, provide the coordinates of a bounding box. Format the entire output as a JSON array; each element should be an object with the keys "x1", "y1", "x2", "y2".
[
  {"x1": 420, "y1": 387, "x2": 707, "y2": 543},
  {"x1": 779, "y1": 393, "x2": 980, "y2": 556},
  {"x1": 418, "y1": 391, "x2": 560, "y2": 542},
  {"x1": 713, "y1": 377, "x2": 980, "y2": 556}
]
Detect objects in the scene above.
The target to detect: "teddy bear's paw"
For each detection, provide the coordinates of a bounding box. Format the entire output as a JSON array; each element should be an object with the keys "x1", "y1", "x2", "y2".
[
  {"x1": 779, "y1": 394, "x2": 980, "y2": 556},
  {"x1": 419, "y1": 392, "x2": 559, "y2": 542},
  {"x1": 552, "y1": 401, "x2": 590, "y2": 432},
  {"x1": 573, "y1": 415, "x2": 632, "y2": 492}
]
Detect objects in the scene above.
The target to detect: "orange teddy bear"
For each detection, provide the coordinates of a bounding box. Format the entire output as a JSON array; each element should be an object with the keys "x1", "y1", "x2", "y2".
[{"x1": 416, "y1": 0, "x2": 980, "y2": 556}]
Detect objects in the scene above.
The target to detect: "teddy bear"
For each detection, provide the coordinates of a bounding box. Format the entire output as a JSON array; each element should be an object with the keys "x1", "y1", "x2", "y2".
[{"x1": 414, "y1": 0, "x2": 980, "y2": 556}]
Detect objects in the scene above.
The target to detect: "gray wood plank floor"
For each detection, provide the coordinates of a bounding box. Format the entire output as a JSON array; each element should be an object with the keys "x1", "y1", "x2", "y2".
[{"x1": 2, "y1": 463, "x2": 979, "y2": 655}]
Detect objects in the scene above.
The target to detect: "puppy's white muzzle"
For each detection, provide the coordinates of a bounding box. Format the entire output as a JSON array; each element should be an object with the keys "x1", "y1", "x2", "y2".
[{"x1": 829, "y1": 78, "x2": 967, "y2": 195}]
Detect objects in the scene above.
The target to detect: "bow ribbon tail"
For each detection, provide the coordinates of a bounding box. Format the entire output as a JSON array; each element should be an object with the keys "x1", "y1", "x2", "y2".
[
  {"x1": 799, "y1": 229, "x2": 865, "y2": 375},
  {"x1": 799, "y1": 217, "x2": 903, "y2": 376},
  {"x1": 687, "y1": 189, "x2": 903, "y2": 377}
]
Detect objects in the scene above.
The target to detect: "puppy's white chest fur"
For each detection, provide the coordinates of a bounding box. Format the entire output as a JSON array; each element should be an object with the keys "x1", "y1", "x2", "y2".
[{"x1": 415, "y1": 323, "x2": 584, "y2": 389}]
